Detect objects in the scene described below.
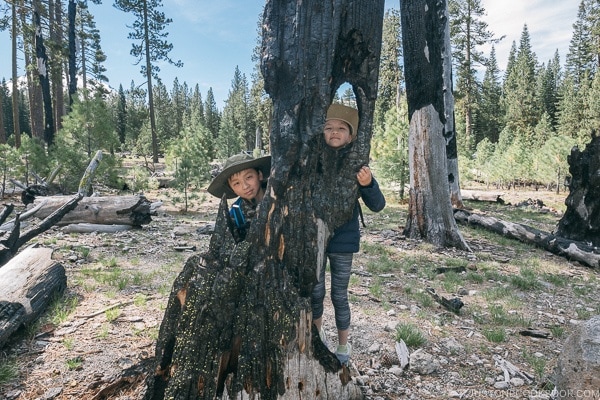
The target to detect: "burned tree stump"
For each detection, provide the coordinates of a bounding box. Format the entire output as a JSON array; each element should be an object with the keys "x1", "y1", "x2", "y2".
[
  {"x1": 146, "y1": 1, "x2": 385, "y2": 399},
  {"x1": 556, "y1": 133, "x2": 600, "y2": 246},
  {"x1": 400, "y1": 0, "x2": 469, "y2": 250}
]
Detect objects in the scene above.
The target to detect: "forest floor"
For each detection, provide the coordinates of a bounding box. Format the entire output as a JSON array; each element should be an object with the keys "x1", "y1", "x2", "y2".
[{"x1": 1, "y1": 177, "x2": 599, "y2": 400}]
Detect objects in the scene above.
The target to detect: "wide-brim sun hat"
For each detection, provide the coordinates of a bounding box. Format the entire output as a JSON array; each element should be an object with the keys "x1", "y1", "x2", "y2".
[
  {"x1": 326, "y1": 103, "x2": 359, "y2": 141},
  {"x1": 207, "y1": 153, "x2": 271, "y2": 199}
]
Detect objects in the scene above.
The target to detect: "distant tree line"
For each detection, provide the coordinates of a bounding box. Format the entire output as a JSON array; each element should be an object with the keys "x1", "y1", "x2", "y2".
[{"x1": 1, "y1": 0, "x2": 599, "y2": 199}]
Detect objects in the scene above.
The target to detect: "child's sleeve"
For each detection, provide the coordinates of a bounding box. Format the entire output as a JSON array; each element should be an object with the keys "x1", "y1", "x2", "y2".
[{"x1": 359, "y1": 178, "x2": 386, "y2": 212}]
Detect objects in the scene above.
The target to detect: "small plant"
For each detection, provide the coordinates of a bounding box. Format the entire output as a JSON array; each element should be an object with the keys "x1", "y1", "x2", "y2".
[
  {"x1": 105, "y1": 307, "x2": 121, "y2": 322},
  {"x1": 97, "y1": 323, "x2": 110, "y2": 339},
  {"x1": 0, "y1": 358, "x2": 18, "y2": 385},
  {"x1": 133, "y1": 293, "x2": 148, "y2": 307},
  {"x1": 63, "y1": 337, "x2": 74, "y2": 350},
  {"x1": 65, "y1": 357, "x2": 83, "y2": 370},
  {"x1": 510, "y1": 267, "x2": 541, "y2": 291},
  {"x1": 369, "y1": 278, "x2": 383, "y2": 299},
  {"x1": 395, "y1": 322, "x2": 427, "y2": 347},
  {"x1": 75, "y1": 246, "x2": 91, "y2": 259},
  {"x1": 483, "y1": 327, "x2": 506, "y2": 343},
  {"x1": 576, "y1": 308, "x2": 592, "y2": 320},
  {"x1": 49, "y1": 295, "x2": 79, "y2": 325},
  {"x1": 522, "y1": 351, "x2": 546, "y2": 381},
  {"x1": 550, "y1": 325, "x2": 565, "y2": 338}
]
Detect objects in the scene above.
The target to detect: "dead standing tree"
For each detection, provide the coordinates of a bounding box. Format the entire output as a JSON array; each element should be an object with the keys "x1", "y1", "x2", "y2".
[
  {"x1": 145, "y1": 1, "x2": 384, "y2": 399},
  {"x1": 400, "y1": 0, "x2": 469, "y2": 250}
]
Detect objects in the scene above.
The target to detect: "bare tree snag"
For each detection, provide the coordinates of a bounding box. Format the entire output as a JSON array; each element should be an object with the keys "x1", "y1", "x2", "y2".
[
  {"x1": 30, "y1": 195, "x2": 152, "y2": 226},
  {"x1": 400, "y1": 0, "x2": 470, "y2": 250},
  {"x1": 0, "y1": 246, "x2": 66, "y2": 348},
  {"x1": 454, "y1": 209, "x2": 600, "y2": 269},
  {"x1": 556, "y1": 133, "x2": 600, "y2": 246},
  {"x1": 146, "y1": 1, "x2": 385, "y2": 399},
  {"x1": 79, "y1": 150, "x2": 103, "y2": 196}
]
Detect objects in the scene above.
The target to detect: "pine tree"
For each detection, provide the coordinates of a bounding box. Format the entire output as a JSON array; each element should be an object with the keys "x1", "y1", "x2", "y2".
[
  {"x1": 503, "y1": 25, "x2": 540, "y2": 143},
  {"x1": 115, "y1": 84, "x2": 127, "y2": 146},
  {"x1": 223, "y1": 66, "x2": 251, "y2": 150},
  {"x1": 371, "y1": 100, "x2": 409, "y2": 198},
  {"x1": 477, "y1": 46, "x2": 503, "y2": 144},
  {"x1": 566, "y1": 0, "x2": 595, "y2": 86},
  {"x1": 114, "y1": 0, "x2": 183, "y2": 163},
  {"x1": 449, "y1": 0, "x2": 499, "y2": 154},
  {"x1": 375, "y1": 8, "x2": 403, "y2": 131},
  {"x1": 204, "y1": 88, "x2": 220, "y2": 139}
]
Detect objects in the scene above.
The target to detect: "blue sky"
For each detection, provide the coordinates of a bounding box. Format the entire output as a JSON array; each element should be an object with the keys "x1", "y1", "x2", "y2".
[{"x1": 1, "y1": 1, "x2": 579, "y2": 107}]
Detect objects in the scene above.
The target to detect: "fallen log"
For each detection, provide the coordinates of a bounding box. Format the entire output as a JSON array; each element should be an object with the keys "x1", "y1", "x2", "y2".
[
  {"x1": 454, "y1": 209, "x2": 600, "y2": 269},
  {"x1": 0, "y1": 246, "x2": 67, "y2": 349},
  {"x1": 30, "y1": 195, "x2": 153, "y2": 226},
  {"x1": 461, "y1": 189, "x2": 505, "y2": 203},
  {"x1": 1, "y1": 195, "x2": 82, "y2": 267}
]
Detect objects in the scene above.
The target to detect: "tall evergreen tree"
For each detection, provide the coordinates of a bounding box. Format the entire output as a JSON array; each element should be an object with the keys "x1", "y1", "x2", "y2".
[
  {"x1": 375, "y1": 8, "x2": 403, "y2": 131},
  {"x1": 477, "y1": 46, "x2": 503, "y2": 144},
  {"x1": 503, "y1": 25, "x2": 540, "y2": 142},
  {"x1": 114, "y1": 0, "x2": 183, "y2": 163},
  {"x1": 77, "y1": 3, "x2": 108, "y2": 91},
  {"x1": 222, "y1": 66, "x2": 251, "y2": 150},
  {"x1": 115, "y1": 84, "x2": 127, "y2": 145},
  {"x1": 449, "y1": 0, "x2": 499, "y2": 154},
  {"x1": 566, "y1": 0, "x2": 595, "y2": 85},
  {"x1": 204, "y1": 87, "x2": 220, "y2": 139}
]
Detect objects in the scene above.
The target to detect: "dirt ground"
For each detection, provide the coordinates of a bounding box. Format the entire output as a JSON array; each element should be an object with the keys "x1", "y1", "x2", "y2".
[{"x1": 1, "y1": 184, "x2": 599, "y2": 400}]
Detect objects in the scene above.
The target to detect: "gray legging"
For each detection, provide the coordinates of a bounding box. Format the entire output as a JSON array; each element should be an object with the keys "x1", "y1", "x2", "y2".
[{"x1": 311, "y1": 252, "x2": 353, "y2": 330}]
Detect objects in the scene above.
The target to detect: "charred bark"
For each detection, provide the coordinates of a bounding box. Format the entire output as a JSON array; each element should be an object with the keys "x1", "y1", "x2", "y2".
[
  {"x1": 400, "y1": 0, "x2": 469, "y2": 250},
  {"x1": 556, "y1": 133, "x2": 600, "y2": 246},
  {"x1": 146, "y1": 1, "x2": 384, "y2": 399},
  {"x1": 34, "y1": 5, "x2": 55, "y2": 146}
]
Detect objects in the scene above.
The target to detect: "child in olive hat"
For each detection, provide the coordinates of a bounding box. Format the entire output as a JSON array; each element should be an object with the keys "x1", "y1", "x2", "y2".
[
  {"x1": 312, "y1": 103, "x2": 386, "y2": 366},
  {"x1": 207, "y1": 153, "x2": 271, "y2": 241}
]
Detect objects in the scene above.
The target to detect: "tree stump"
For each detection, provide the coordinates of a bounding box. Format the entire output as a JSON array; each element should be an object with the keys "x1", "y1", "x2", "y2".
[
  {"x1": 556, "y1": 133, "x2": 600, "y2": 246},
  {"x1": 400, "y1": 0, "x2": 469, "y2": 250},
  {"x1": 145, "y1": 1, "x2": 385, "y2": 399}
]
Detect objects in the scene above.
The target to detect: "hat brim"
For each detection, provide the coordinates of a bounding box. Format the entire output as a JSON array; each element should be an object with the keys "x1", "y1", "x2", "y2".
[{"x1": 207, "y1": 155, "x2": 271, "y2": 199}]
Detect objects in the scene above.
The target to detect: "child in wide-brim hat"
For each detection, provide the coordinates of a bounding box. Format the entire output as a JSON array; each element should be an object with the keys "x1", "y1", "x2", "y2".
[{"x1": 207, "y1": 153, "x2": 271, "y2": 241}]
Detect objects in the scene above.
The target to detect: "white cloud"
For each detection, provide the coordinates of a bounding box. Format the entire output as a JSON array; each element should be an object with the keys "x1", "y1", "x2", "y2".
[{"x1": 480, "y1": 0, "x2": 578, "y2": 70}]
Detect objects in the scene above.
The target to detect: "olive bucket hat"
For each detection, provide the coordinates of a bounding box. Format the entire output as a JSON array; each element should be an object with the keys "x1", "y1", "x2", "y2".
[
  {"x1": 326, "y1": 103, "x2": 359, "y2": 141},
  {"x1": 207, "y1": 153, "x2": 271, "y2": 199}
]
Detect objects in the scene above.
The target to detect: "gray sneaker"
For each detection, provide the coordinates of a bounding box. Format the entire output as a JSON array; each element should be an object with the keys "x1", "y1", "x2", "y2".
[{"x1": 335, "y1": 343, "x2": 352, "y2": 366}]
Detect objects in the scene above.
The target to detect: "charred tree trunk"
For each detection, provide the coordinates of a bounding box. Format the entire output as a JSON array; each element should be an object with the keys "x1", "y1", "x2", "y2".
[
  {"x1": 11, "y1": 0, "x2": 21, "y2": 148},
  {"x1": 146, "y1": 1, "x2": 384, "y2": 399},
  {"x1": 68, "y1": 0, "x2": 77, "y2": 107},
  {"x1": 556, "y1": 133, "x2": 600, "y2": 246},
  {"x1": 34, "y1": 3, "x2": 55, "y2": 146},
  {"x1": 400, "y1": 0, "x2": 469, "y2": 250}
]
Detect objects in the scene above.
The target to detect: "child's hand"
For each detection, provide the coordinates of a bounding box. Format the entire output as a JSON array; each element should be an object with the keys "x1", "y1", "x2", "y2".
[{"x1": 356, "y1": 166, "x2": 372, "y2": 187}]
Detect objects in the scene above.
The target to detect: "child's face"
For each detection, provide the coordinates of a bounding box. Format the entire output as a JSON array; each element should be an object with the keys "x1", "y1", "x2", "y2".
[
  {"x1": 324, "y1": 119, "x2": 352, "y2": 149},
  {"x1": 228, "y1": 168, "x2": 264, "y2": 201}
]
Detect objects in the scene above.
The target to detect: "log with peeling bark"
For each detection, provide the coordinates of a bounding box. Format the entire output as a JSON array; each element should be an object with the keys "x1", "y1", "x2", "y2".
[
  {"x1": 461, "y1": 190, "x2": 505, "y2": 204},
  {"x1": 454, "y1": 209, "x2": 600, "y2": 269},
  {"x1": 30, "y1": 195, "x2": 153, "y2": 226},
  {"x1": 0, "y1": 246, "x2": 66, "y2": 348}
]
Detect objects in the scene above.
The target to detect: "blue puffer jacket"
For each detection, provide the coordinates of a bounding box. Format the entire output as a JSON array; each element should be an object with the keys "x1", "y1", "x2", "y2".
[{"x1": 327, "y1": 178, "x2": 386, "y2": 253}]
